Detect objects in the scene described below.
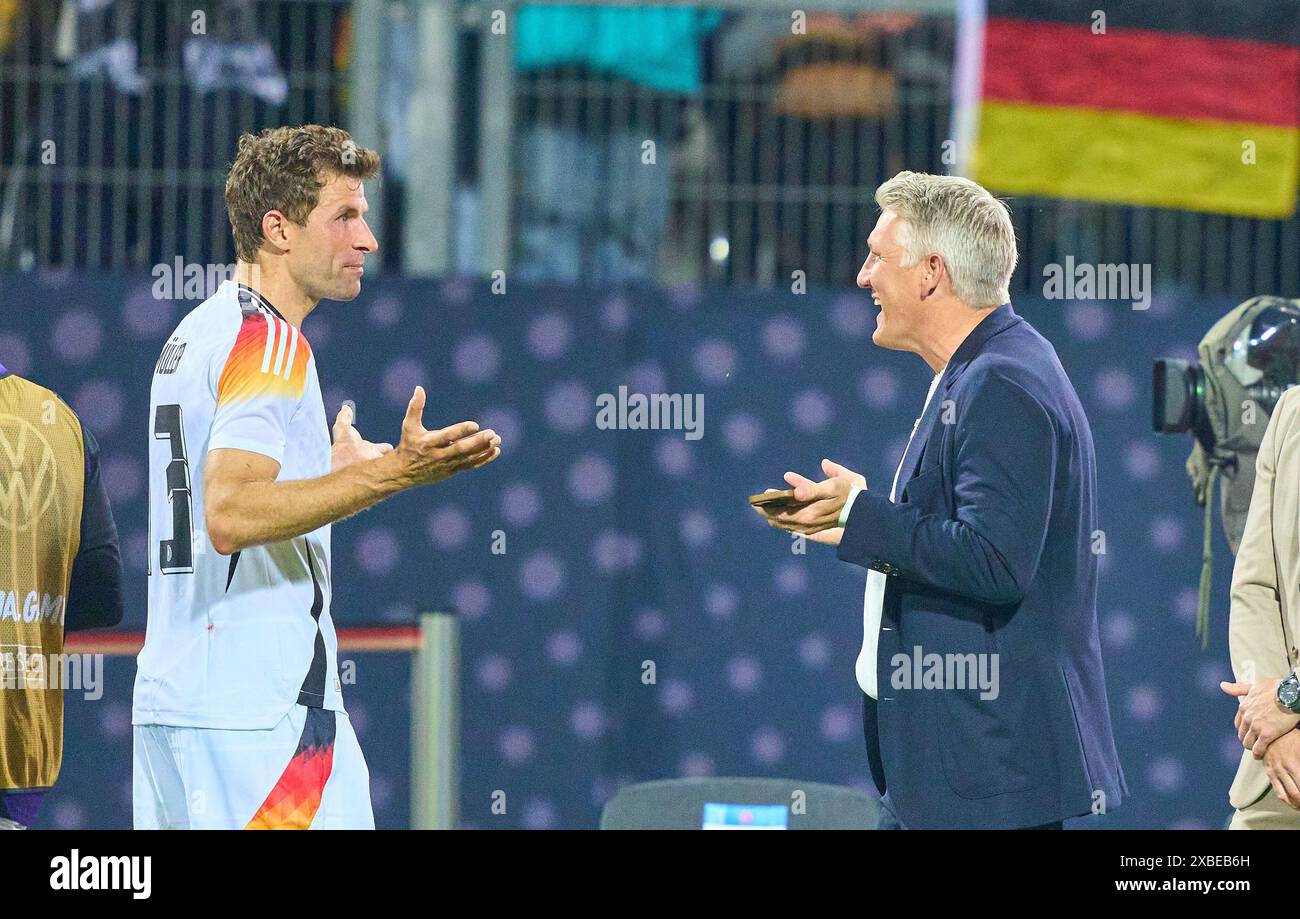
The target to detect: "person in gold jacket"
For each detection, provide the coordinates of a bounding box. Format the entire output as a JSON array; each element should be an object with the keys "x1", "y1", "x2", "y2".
[{"x1": 0, "y1": 361, "x2": 123, "y2": 829}]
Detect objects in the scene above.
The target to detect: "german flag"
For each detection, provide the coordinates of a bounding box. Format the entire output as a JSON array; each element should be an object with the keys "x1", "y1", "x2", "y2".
[{"x1": 963, "y1": 0, "x2": 1300, "y2": 218}]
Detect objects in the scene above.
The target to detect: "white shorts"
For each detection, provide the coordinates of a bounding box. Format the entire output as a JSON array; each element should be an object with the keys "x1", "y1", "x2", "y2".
[{"x1": 133, "y1": 705, "x2": 374, "y2": 830}]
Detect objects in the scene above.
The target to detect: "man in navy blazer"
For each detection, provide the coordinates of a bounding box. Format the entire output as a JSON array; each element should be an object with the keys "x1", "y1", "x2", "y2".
[{"x1": 756, "y1": 172, "x2": 1126, "y2": 829}]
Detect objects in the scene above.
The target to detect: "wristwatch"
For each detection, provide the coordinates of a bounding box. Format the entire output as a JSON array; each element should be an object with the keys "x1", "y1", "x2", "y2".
[{"x1": 1277, "y1": 674, "x2": 1300, "y2": 714}]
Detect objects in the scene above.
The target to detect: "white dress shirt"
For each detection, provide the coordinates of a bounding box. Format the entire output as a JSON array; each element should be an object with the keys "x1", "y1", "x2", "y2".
[{"x1": 841, "y1": 364, "x2": 947, "y2": 698}]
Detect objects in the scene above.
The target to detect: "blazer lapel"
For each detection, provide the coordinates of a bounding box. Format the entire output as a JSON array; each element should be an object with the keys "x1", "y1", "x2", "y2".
[
  {"x1": 941, "y1": 302, "x2": 1021, "y2": 394},
  {"x1": 896, "y1": 303, "x2": 1022, "y2": 493},
  {"x1": 895, "y1": 379, "x2": 947, "y2": 493}
]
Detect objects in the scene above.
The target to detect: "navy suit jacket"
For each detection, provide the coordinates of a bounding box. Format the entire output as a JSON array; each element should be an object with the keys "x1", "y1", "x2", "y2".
[{"x1": 839, "y1": 303, "x2": 1127, "y2": 829}]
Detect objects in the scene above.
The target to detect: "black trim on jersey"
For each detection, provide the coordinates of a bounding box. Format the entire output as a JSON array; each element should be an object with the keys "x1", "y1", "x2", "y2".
[
  {"x1": 296, "y1": 544, "x2": 328, "y2": 708},
  {"x1": 237, "y1": 283, "x2": 287, "y2": 322},
  {"x1": 225, "y1": 551, "x2": 241, "y2": 592}
]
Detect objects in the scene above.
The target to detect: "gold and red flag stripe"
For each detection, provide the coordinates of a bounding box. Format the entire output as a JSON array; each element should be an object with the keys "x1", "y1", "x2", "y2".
[{"x1": 959, "y1": 0, "x2": 1300, "y2": 217}]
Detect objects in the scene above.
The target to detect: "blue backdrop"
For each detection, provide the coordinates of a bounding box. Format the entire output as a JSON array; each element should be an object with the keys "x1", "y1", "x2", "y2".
[{"x1": 0, "y1": 270, "x2": 1245, "y2": 829}]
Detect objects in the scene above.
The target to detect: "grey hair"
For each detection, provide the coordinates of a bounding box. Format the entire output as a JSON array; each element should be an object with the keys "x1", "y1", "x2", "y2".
[{"x1": 874, "y1": 171, "x2": 1017, "y2": 308}]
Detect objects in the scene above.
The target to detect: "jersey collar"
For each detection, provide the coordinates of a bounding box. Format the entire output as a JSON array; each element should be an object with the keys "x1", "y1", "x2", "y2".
[{"x1": 236, "y1": 282, "x2": 287, "y2": 322}]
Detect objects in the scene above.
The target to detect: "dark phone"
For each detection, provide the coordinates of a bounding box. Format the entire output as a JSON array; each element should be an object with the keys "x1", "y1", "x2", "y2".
[{"x1": 748, "y1": 489, "x2": 799, "y2": 507}]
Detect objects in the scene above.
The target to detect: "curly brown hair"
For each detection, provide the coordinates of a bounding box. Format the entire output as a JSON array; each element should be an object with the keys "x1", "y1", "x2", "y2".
[{"x1": 224, "y1": 125, "x2": 381, "y2": 262}]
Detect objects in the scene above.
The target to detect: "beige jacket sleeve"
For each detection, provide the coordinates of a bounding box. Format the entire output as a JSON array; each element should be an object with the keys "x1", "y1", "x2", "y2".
[
  {"x1": 1230, "y1": 393, "x2": 1295, "y2": 682},
  {"x1": 1228, "y1": 388, "x2": 1299, "y2": 808}
]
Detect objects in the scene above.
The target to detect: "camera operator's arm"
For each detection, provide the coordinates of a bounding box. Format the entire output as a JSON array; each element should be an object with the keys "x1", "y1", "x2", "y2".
[{"x1": 1221, "y1": 387, "x2": 1298, "y2": 755}]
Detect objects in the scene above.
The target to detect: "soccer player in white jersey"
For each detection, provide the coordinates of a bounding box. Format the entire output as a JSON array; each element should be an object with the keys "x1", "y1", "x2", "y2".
[{"x1": 133, "y1": 125, "x2": 501, "y2": 829}]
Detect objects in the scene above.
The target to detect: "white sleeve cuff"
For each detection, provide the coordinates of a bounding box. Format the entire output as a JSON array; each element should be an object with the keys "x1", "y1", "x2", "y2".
[{"x1": 838, "y1": 484, "x2": 863, "y2": 528}]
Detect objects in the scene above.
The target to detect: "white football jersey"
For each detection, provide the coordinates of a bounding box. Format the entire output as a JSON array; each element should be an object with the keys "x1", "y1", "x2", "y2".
[{"x1": 133, "y1": 280, "x2": 343, "y2": 729}]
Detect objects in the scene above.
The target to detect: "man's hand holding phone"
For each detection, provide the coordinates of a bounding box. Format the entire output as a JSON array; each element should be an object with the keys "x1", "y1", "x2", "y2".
[{"x1": 750, "y1": 459, "x2": 866, "y2": 546}]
